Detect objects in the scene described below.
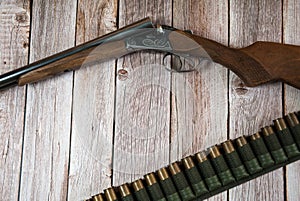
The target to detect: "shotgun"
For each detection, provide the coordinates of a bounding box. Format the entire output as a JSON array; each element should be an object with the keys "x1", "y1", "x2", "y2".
[{"x1": 0, "y1": 17, "x2": 300, "y2": 91}]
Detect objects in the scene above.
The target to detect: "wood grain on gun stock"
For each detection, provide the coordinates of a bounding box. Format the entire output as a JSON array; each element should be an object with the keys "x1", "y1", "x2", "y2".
[
  {"x1": 18, "y1": 29, "x2": 300, "y2": 89},
  {"x1": 170, "y1": 31, "x2": 300, "y2": 89}
]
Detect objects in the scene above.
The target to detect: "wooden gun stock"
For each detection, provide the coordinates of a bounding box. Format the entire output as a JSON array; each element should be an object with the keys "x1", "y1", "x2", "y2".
[
  {"x1": 241, "y1": 42, "x2": 300, "y2": 89},
  {"x1": 170, "y1": 31, "x2": 300, "y2": 89}
]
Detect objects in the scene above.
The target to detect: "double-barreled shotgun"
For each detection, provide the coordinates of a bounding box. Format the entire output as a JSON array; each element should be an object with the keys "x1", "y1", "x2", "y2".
[
  {"x1": 0, "y1": 17, "x2": 300, "y2": 90},
  {"x1": 86, "y1": 112, "x2": 300, "y2": 201}
]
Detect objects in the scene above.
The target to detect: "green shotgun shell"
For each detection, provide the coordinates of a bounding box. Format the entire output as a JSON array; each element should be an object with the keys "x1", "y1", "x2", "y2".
[
  {"x1": 274, "y1": 118, "x2": 300, "y2": 158},
  {"x1": 249, "y1": 132, "x2": 274, "y2": 168},
  {"x1": 285, "y1": 113, "x2": 300, "y2": 148},
  {"x1": 222, "y1": 140, "x2": 249, "y2": 180},
  {"x1": 104, "y1": 188, "x2": 119, "y2": 201},
  {"x1": 119, "y1": 184, "x2": 135, "y2": 201},
  {"x1": 132, "y1": 179, "x2": 151, "y2": 201},
  {"x1": 157, "y1": 167, "x2": 181, "y2": 201},
  {"x1": 144, "y1": 173, "x2": 166, "y2": 201},
  {"x1": 262, "y1": 126, "x2": 288, "y2": 163},
  {"x1": 92, "y1": 194, "x2": 105, "y2": 201},
  {"x1": 182, "y1": 156, "x2": 209, "y2": 196},
  {"x1": 209, "y1": 145, "x2": 235, "y2": 185},
  {"x1": 169, "y1": 162, "x2": 196, "y2": 201},
  {"x1": 236, "y1": 136, "x2": 263, "y2": 174},
  {"x1": 195, "y1": 151, "x2": 222, "y2": 191}
]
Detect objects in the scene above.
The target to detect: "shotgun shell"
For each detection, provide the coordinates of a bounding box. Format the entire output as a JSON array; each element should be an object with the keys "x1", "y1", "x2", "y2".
[
  {"x1": 104, "y1": 188, "x2": 118, "y2": 201},
  {"x1": 132, "y1": 179, "x2": 151, "y2": 201},
  {"x1": 119, "y1": 184, "x2": 135, "y2": 201},
  {"x1": 195, "y1": 151, "x2": 222, "y2": 191},
  {"x1": 209, "y1": 145, "x2": 235, "y2": 185},
  {"x1": 182, "y1": 156, "x2": 208, "y2": 196},
  {"x1": 144, "y1": 173, "x2": 166, "y2": 201},
  {"x1": 236, "y1": 136, "x2": 263, "y2": 174},
  {"x1": 169, "y1": 162, "x2": 196, "y2": 200},
  {"x1": 222, "y1": 140, "x2": 249, "y2": 180},
  {"x1": 285, "y1": 112, "x2": 300, "y2": 148},
  {"x1": 274, "y1": 118, "x2": 300, "y2": 158},
  {"x1": 249, "y1": 132, "x2": 274, "y2": 168},
  {"x1": 92, "y1": 194, "x2": 104, "y2": 201},
  {"x1": 262, "y1": 126, "x2": 288, "y2": 163},
  {"x1": 157, "y1": 167, "x2": 181, "y2": 201}
]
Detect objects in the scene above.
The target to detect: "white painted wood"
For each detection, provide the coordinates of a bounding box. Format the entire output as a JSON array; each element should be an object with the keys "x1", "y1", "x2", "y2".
[
  {"x1": 68, "y1": 0, "x2": 118, "y2": 200},
  {"x1": 112, "y1": 0, "x2": 173, "y2": 185},
  {"x1": 172, "y1": 1, "x2": 229, "y2": 200},
  {"x1": 0, "y1": 1, "x2": 30, "y2": 200},
  {"x1": 283, "y1": 1, "x2": 300, "y2": 200},
  {"x1": 229, "y1": 1, "x2": 284, "y2": 201},
  {"x1": 1, "y1": 1, "x2": 300, "y2": 200},
  {"x1": 18, "y1": 0, "x2": 77, "y2": 200},
  {"x1": 113, "y1": 63, "x2": 171, "y2": 184}
]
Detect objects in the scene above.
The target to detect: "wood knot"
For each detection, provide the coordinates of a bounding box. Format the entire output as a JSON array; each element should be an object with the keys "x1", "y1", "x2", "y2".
[
  {"x1": 118, "y1": 69, "x2": 128, "y2": 81},
  {"x1": 234, "y1": 81, "x2": 248, "y2": 95},
  {"x1": 15, "y1": 11, "x2": 29, "y2": 23},
  {"x1": 23, "y1": 42, "x2": 29, "y2": 48}
]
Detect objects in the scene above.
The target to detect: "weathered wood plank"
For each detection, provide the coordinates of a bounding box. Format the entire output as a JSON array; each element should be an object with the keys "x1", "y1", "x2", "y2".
[
  {"x1": 0, "y1": 1, "x2": 30, "y2": 200},
  {"x1": 172, "y1": 1, "x2": 229, "y2": 200},
  {"x1": 229, "y1": 1, "x2": 284, "y2": 201},
  {"x1": 113, "y1": 0, "x2": 172, "y2": 185},
  {"x1": 68, "y1": 0, "x2": 118, "y2": 200},
  {"x1": 283, "y1": 1, "x2": 300, "y2": 200},
  {"x1": 1, "y1": 1, "x2": 300, "y2": 200},
  {"x1": 18, "y1": 0, "x2": 77, "y2": 200}
]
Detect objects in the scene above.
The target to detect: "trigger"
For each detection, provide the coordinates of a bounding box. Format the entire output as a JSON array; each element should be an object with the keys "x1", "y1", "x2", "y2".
[
  {"x1": 163, "y1": 53, "x2": 183, "y2": 72},
  {"x1": 163, "y1": 53, "x2": 197, "y2": 73}
]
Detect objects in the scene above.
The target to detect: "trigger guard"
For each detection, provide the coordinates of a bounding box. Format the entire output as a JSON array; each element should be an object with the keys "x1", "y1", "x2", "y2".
[
  {"x1": 163, "y1": 53, "x2": 183, "y2": 72},
  {"x1": 163, "y1": 53, "x2": 198, "y2": 73}
]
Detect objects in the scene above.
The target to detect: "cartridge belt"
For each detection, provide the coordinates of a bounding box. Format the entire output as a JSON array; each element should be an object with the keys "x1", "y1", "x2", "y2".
[{"x1": 85, "y1": 111, "x2": 300, "y2": 201}]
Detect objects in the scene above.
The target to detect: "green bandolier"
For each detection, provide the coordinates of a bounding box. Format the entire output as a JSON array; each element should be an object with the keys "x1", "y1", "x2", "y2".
[{"x1": 87, "y1": 112, "x2": 300, "y2": 201}]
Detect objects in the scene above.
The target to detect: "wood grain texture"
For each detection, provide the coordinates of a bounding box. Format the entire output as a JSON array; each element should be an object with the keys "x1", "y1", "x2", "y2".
[
  {"x1": 229, "y1": 1, "x2": 284, "y2": 201},
  {"x1": 169, "y1": 32, "x2": 271, "y2": 87},
  {"x1": 0, "y1": 1, "x2": 299, "y2": 200},
  {"x1": 113, "y1": 0, "x2": 172, "y2": 185},
  {"x1": 172, "y1": 1, "x2": 228, "y2": 200},
  {"x1": 283, "y1": 0, "x2": 300, "y2": 200},
  {"x1": 68, "y1": 0, "x2": 118, "y2": 200},
  {"x1": 240, "y1": 42, "x2": 300, "y2": 89},
  {"x1": 18, "y1": 0, "x2": 77, "y2": 200},
  {"x1": 0, "y1": 1, "x2": 30, "y2": 200}
]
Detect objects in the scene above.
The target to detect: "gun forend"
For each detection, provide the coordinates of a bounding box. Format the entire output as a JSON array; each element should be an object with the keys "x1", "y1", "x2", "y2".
[{"x1": 0, "y1": 18, "x2": 154, "y2": 90}]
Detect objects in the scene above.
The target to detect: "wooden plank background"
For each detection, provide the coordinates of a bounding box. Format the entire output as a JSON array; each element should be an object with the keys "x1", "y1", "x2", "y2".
[{"x1": 0, "y1": 0, "x2": 299, "y2": 200}]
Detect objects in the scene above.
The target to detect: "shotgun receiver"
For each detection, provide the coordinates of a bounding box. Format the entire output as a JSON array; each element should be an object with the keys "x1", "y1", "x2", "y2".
[{"x1": 0, "y1": 17, "x2": 300, "y2": 91}]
